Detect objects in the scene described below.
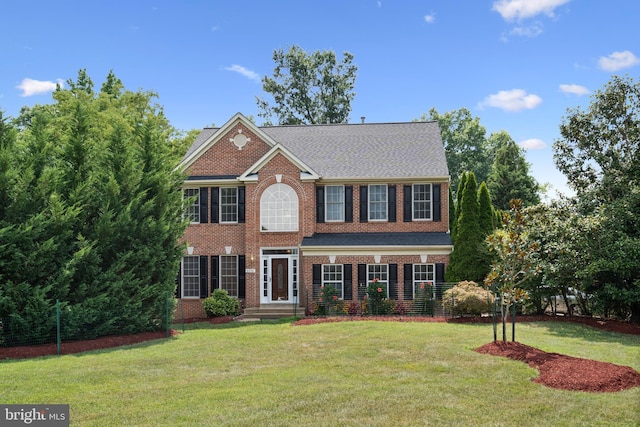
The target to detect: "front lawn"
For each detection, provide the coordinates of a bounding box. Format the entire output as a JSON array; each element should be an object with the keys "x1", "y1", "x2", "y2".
[{"x1": 0, "y1": 320, "x2": 638, "y2": 426}]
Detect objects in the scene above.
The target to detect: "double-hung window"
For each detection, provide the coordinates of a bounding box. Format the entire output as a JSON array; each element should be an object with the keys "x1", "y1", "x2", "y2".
[
  {"x1": 368, "y1": 184, "x2": 387, "y2": 221},
  {"x1": 413, "y1": 264, "x2": 435, "y2": 299},
  {"x1": 322, "y1": 264, "x2": 344, "y2": 299},
  {"x1": 367, "y1": 264, "x2": 389, "y2": 295},
  {"x1": 220, "y1": 255, "x2": 238, "y2": 297},
  {"x1": 413, "y1": 184, "x2": 432, "y2": 220},
  {"x1": 325, "y1": 185, "x2": 345, "y2": 222},
  {"x1": 182, "y1": 256, "x2": 200, "y2": 297},
  {"x1": 183, "y1": 188, "x2": 200, "y2": 223},
  {"x1": 220, "y1": 187, "x2": 238, "y2": 223}
]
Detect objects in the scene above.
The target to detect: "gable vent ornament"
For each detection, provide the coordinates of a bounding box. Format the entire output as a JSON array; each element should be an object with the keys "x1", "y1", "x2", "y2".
[{"x1": 230, "y1": 129, "x2": 250, "y2": 150}]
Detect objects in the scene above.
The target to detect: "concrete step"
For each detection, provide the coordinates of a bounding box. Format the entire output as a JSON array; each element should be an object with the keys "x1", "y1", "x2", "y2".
[{"x1": 242, "y1": 304, "x2": 305, "y2": 320}]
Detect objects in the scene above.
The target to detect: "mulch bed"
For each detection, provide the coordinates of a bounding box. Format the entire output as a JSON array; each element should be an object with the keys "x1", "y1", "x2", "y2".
[{"x1": 2, "y1": 315, "x2": 639, "y2": 393}]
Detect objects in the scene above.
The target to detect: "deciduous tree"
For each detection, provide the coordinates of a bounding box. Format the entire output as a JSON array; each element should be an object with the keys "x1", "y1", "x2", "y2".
[{"x1": 257, "y1": 45, "x2": 357, "y2": 125}]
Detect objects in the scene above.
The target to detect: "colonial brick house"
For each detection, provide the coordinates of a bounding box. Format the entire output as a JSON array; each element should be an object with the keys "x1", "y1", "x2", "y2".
[{"x1": 176, "y1": 113, "x2": 452, "y2": 319}]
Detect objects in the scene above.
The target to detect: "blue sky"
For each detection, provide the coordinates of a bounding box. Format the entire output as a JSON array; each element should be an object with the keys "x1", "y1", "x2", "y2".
[{"x1": 2, "y1": 1, "x2": 639, "y2": 198}]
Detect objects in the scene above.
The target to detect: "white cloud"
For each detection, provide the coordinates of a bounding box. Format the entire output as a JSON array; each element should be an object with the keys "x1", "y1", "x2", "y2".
[
  {"x1": 559, "y1": 84, "x2": 589, "y2": 96},
  {"x1": 478, "y1": 89, "x2": 542, "y2": 112},
  {"x1": 16, "y1": 78, "x2": 63, "y2": 97},
  {"x1": 509, "y1": 22, "x2": 543, "y2": 38},
  {"x1": 224, "y1": 64, "x2": 260, "y2": 82},
  {"x1": 493, "y1": 0, "x2": 570, "y2": 21},
  {"x1": 598, "y1": 50, "x2": 640, "y2": 72},
  {"x1": 424, "y1": 13, "x2": 435, "y2": 23},
  {"x1": 519, "y1": 138, "x2": 547, "y2": 150}
]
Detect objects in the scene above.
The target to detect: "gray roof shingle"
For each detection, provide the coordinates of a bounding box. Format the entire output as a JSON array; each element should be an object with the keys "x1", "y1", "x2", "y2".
[{"x1": 185, "y1": 120, "x2": 448, "y2": 180}]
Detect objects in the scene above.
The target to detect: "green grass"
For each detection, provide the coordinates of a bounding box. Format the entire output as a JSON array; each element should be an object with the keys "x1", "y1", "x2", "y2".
[{"x1": 1, "y1": 320, "x2": 639, "y2": 426}]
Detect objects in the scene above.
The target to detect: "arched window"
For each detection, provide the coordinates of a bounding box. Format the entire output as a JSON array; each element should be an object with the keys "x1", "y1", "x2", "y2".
[{"x1": 260, "y1": 183, "x2": 299, "y2": 232}]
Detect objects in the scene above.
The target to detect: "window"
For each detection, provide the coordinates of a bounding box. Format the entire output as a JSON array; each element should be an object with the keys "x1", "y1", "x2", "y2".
[
  {"x1": 260, "y1": 183, "x2": 299, "y2": 232},
  {"x1": 183, "y1": 188, "x2": 200, "y2": 223},
  {"x1": 322, "y1": 264, "x2": 344, "y2": 299},
  {"x1": 413, "y1": 184, "x2": 432, "y2": 220},
  {"x1": 220, "y1": 187, "x2": 238, "y2": 223},
  {"x1": 325, "y1": 185, "x2": 345, "y2": 222},
  {"x1": 367, "y1": 264, "x2": 389, "y2": 294},
  {"x1": 182, "y1": 256, "x2": 200, "y2": 298},
  {"x1": 369, "y1": 184, "x2": 387, "y2": 221},
  {"x1": 220, "y1": 255, "x2": 238, "y2": 297},
  {"x1": 413, "y1": 264, "x2": 435, "y2": 299}
]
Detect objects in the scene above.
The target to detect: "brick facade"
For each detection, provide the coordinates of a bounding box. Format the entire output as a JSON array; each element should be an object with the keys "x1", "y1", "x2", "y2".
[{"x1": 177, "y1": 114, "x2": 452, "y2": 318}]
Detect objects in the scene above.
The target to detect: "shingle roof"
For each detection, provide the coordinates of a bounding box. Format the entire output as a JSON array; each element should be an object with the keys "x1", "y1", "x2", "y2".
[
  {"x1": 185, "y1": 120, "x2": 448, "y2": 180},
  {"x1": 301, "y1": 232, "x2": 452, "y2": 247}
]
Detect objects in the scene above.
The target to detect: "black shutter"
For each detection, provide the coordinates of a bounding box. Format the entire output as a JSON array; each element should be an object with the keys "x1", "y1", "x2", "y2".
[
  {"x1": 199, "y1": 255, "x2": 209, "y2": 298},
  {"x1": 316, "y1": 186, "x2": 325, "y2": 223},
  {"x1": 433, "y1": 184, "x2": 441, "y2": 222},
  {"x1": 345, "y1": 185, "x2": 353, "y2": 222},
  {"x1": 211, "y1": 256, "x2": 219, "y2": 291},
  {"x1": 175, "y1": 261, "x2": 182, "y2": 298},
  {"x1": 200, "y1": 188, "x2": 209, "y2": 224},
  {"x1": 312, "y1": 264, "x2": 322, "y2": 298},
  {"x1": 435, "y1": 263, "x2": 445, "y2": 300},
  {"x1": 389, "y1": 264, "x2": 398, "y2": 299},
  {"x1": 343, "y1": 264, "x2": 353, "y2": 300},
  {"x1": 238, "y1": 186, "x2": 246, "y2": 223},
  {"x1": 359, "y1": 186, "x2": 368, "y2": 223},
  {"x1": 403, "y1": 185, "x2": 412, "y2": 222},
  {"x1": 388, "y1": 185, "x2": 396, "y2": 223},
  {"x1": 403, "y1": 264, "x2": 413, "y2": 300},
  {"x1": 358, "y1": 263, "x2": 367, "y2": 300},
  {"x1": 210, "y1": 187, "x2": 219, "y2": 223},
  {"x1": 238, "y1": 256, "x2": 246, "y2": 298}
]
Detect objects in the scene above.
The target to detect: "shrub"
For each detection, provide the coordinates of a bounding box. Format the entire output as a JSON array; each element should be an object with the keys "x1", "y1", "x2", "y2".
[
  {"x1": 443, "y1": 281, "x2": 493, "y2": 316},
  {"x1": 366, "y1": 279, "x2": 391, "y2": 315},
  {"x1": 202, "y1": 289, "x2": 240, "y2": 317}
]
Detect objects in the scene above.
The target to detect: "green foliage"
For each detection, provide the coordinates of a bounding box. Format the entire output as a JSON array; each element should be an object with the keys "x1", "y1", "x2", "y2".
[
  {"x1": 418, "y1": 108, "x2": 490, "y2": 193},
  {"x1": 202, "y1": 290, "x2": 240, "y2": 318},
  {"x1": 0, "y1": 70, "x2": 187, "y2": 345},
  {"x1": 414, "y1": 282, "x2": 434, "y2": 315},
  {"x1": 315, "y1": 284, "x2": 341, "y2": 315},
  {"x1": 443, "y1": 281, "x2": 493, "y2": 316},
  {"x1": 485, "y1": 199, "x2": 541, "y2": 341},
  {"x1": 257, "y1": 45, "x2": 357, "y2": 125},
  {"x1": 487, "y1": 133, "x2": 540, "y2": 210},
  {"x1": 553, "y1": 75, "x2": 640, "y2": 322},
  {"x1": 366, "y1": 279, "x2": 392, "y2": 315},
  {"x1": 447, "y1": 172, "x2": 489, "y2": 282}
]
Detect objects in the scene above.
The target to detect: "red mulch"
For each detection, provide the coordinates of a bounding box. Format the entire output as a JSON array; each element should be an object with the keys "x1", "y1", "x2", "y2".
[{"x1": 2, "y1": 315, "x2": 639, "y2": 393}]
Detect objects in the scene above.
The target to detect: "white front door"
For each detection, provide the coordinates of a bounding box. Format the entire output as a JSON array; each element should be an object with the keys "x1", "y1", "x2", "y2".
[{"x1": 260, "y1": 249, "x2": 298, "y2": 304}]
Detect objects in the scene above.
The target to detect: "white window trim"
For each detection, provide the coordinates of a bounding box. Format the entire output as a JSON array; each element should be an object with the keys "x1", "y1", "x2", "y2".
[
  {"x1": 325, "y1": 185, "x2": 345, "y2": 223},
  {"x1": 181, "y1": 256, "x2": 200, "y2": 299},
  {"x1": 260, "y1": 183, "x2": 299, "y2": 232},
  {"x1": 322, "y1": 264, "x2": 344, "y2": 299},
  {"x1": 368, "y1": 184, "x2": 388, "y2": 222},
  {"x1": 412, "y1": 183, "x2": 433, "y2": 221},
  {"x1": 220, "y1": 255, "x2": 239, "y2": 297},
  {"x1": 183, "y1": 188, "x2": 200, "y2": 224},
  {"x1": 220, "y1": 187, "x2": 238, "y2": 224}
]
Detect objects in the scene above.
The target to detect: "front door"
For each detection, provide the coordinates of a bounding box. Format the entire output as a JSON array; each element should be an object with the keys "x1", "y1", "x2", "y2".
[{"x1": 271, "y1": 258, "x2": 289, "y2": 301}]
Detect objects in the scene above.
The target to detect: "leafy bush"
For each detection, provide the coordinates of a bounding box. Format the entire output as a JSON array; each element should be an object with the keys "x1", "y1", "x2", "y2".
[
  {"x1": 202, "y1": 289, "x2": 240, "y2": 317},
  {"x1": 366, "y1": 279, "x2": 393, "y2": 315},
  {"x1": 443, "y1": 281, "x2": 493, "y2": 316}
]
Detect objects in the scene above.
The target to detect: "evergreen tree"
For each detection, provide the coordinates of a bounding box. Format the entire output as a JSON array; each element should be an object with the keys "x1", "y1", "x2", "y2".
[
  {"x1": 487, "y1": 133, "x2": 540, "y2": 210},
  {"x1": 477, "y1": 182, "x2": 494, "y2": 236},
  {"x1": 446, "y1": 172, "x2": 487, "y2": 282},
  {"x1": 0, "y1": 70, "x2": 187, "y2": 344}
]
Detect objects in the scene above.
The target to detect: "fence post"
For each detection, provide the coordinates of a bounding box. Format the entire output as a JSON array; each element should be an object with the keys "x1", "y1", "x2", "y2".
[
  {"x1": 166, "y1": 292, "x2": 170, "y2": 338},
  {"x1": 56, "y1": 299, "x2": 61, "y2": 356}
]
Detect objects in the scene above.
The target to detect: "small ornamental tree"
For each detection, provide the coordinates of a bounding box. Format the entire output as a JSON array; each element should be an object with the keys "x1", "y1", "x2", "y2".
[{"x1": 485, "y1": 199, "x2": 541, "y2": 342}]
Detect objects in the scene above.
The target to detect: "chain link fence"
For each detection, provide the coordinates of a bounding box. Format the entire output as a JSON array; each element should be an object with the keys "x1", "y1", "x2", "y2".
[{"x1": 0, "y1": 293, "x2": 175, "y2": 354}]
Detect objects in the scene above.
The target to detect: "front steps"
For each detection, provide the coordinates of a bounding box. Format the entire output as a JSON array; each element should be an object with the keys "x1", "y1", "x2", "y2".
[{"x1": 242, "y1": 304, "x2": 306, "y2": 320}]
